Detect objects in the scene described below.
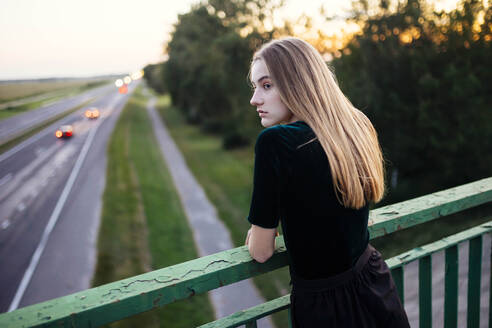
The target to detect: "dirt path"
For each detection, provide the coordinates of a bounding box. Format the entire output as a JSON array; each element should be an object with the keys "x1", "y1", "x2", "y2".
[{"x1": 145, "y1": 96, "x2": 273, "y2": 328}]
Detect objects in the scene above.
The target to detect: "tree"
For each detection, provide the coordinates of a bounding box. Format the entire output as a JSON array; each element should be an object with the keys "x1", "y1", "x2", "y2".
[
  {"x1": 143, "y1": 63, "x2": 166, "y2": 94},
  {"x1": 331, "y1": 0, "x2": 491, "y2": 203},
  {"x1": 162, "y1": 0, "x2": 286, "y2": 148}
]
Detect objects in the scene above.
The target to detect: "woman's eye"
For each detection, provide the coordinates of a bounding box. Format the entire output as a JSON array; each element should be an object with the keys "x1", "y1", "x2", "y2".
[{"x1": 263, "y1": 83, "x2": 272, "y2": 89}]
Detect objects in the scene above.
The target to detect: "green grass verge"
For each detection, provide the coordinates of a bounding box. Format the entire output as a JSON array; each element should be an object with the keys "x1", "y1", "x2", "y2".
[
  {"x1": 154, "y1": 92, "x2": 492, "y2": 327},
  {"x1": 92, "y1": 87, "x2": 214, "y2": 328},
  {"x1": 0, "y1": 79, "x2": 109, "y2": 104},
  {"x1": 0, "y1": 97, "x2": 64, "y2": 121},
  {"x1": 0, "y1": 99, "x2": 94, "y2": 155}
]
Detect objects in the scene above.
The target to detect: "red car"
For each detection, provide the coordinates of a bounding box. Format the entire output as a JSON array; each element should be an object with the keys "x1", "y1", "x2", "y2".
[{"x1": 55, "y1": 125, "x2": 73, "y2": 138}]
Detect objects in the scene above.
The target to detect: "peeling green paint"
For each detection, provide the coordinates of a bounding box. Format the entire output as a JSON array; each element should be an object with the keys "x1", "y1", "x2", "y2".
[{"x1": 369, "y1": 177, "x2": 492, "y2": 238}]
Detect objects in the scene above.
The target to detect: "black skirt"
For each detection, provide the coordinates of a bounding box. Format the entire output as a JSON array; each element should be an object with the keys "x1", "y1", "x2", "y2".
[{"x1": 290, "y1": 244, "x2": 410, "y2": 328}]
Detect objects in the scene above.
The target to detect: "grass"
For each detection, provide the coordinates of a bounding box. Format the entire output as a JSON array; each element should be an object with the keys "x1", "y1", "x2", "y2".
[
  {"x1": 92, "y1": 86, "x2": 214, "y2": 327},
  {"x1": 1, "y1": 96, "x2": 65, "y2": 121},
  {"x1": 154, "y1": 92, "x2": 492, "y2": 327},
  {"x1": 0, "y1": 99, "x2": 94, "y2": 155},
  {"x1": 0, "y1": 79, "x2": 109, "y2": 103}
]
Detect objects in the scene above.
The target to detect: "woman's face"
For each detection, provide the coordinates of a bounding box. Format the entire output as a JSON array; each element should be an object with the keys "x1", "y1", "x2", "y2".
[{"x1": 250, "y1": 59, "x2": 297, "y2": 127}]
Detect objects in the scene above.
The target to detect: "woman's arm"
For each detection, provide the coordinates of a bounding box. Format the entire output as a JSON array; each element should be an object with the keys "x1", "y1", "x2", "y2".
[{"x1": 245, "y1": 224, "x2": 277, "y2": 263}]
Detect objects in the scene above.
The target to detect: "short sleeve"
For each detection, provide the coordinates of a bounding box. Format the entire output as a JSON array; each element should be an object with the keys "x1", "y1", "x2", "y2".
[{"x1": 247, "y1": 129, "x2": 281, "y2": 228}]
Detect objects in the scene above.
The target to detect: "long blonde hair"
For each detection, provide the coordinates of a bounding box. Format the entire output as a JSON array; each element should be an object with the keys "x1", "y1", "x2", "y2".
[{"x1": 253, "y1": 37, "x2": 385, "y2": 209}]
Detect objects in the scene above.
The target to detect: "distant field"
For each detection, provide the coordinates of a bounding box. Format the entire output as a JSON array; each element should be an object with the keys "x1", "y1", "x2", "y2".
[{"x1": 0, "y1": 79, "x2": 109, "y2": 103}]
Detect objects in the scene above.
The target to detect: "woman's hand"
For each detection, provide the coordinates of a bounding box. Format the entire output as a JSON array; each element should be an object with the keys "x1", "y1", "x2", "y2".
[
  {"x1": 246, "y1": 225, "x2": 277, "y2": 263},
  {"x1": 245, "y1": 228, "x2": 252, "y2": 245}
]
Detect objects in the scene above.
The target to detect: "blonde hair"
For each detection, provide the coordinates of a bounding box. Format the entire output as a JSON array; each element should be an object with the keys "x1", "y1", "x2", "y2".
[{"x1": 252, "y1": 37, "x2": 385, "y2": 209}]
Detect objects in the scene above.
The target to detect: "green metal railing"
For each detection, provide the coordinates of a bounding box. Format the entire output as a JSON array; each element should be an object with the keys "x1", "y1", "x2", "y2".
[{"x1": 1, "y1": 177, "x2": 491, "y2": 327}]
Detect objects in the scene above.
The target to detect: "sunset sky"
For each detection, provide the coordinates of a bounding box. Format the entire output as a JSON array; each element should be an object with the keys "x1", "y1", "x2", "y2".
[{"x1": 0, "y1": 0, "x2": 459, "y2": 80}]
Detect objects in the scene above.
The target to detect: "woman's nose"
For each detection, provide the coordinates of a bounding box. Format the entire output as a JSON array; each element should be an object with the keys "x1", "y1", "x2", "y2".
[{"x1": 250, "y1": 90, "x2": 263, "y2": 106}]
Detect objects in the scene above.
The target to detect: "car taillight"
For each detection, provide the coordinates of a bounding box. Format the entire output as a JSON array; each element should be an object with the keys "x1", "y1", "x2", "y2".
[
  {"x1": 55, "y1": 130, "x2": 63, "y2": 138},
  {"x1": 66, "y1": 131, "x2": 72, "y2": 137}
]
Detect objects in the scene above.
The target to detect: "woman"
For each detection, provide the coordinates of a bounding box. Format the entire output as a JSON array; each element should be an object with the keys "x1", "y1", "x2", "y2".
[{"x1": 245, "y1": 37, "x2": 410, "y2": 327}]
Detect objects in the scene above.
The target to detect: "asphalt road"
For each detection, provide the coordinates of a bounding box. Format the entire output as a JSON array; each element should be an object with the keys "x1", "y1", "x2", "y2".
[
  {"x1": 0, "y1": 83, "x2": 114, "y2": 145},
  {"x1": 0, "y1": 82, "x2": 137, "y2": 312}
]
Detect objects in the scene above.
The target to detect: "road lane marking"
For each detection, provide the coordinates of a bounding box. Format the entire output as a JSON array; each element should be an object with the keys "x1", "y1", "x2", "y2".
[
  {"x1": 35, "y1": 147, "x2": 45, "y2": 156},
  {"x1": 16, "y1": 202, "x2": 26, "y2": 212},
  {"x1": 0, "y1": 143, "x2": 59, "y2": 203},
  {"x1": 7, "y1": 111, "x2": 103, "y2": 312},
  {"x1": 0, "y1": 125, "x2": 60, "y2": 164},
  {"x1": 1, "y1": 219, "x2": 10, "y2": 230},
  {"x1": 0, "y1": 173, "x2": 12, "y2": 187}
]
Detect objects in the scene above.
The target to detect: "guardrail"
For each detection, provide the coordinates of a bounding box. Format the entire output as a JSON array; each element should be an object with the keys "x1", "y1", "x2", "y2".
[{"x1": 1, "y1": 177, "x2": 491, "y2": 328}]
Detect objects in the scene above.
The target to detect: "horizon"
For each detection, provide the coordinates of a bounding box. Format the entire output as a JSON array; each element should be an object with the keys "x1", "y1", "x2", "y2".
[{"x1": 0, "y1": 73, "x2": 127, "y2": 83}]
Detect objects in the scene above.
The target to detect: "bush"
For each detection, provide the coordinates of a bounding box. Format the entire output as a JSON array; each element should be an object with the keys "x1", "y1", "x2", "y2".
[{"x1": 222, "y1": 131, "x2": 250, "y2": 149}]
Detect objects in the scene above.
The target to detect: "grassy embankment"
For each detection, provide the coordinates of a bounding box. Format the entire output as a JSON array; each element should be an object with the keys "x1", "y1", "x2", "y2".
[
  {"x1": 0, "y1": 79, "x2": 108, "y2": 102},
  {"x1": 154, "y1": 92, "x2": 492, "y2": 327},
  {"x1": 92, "y1": 87, "x2": 214, "y2": 327},
  {"x1": 0, "y1": 79, "x2": 109, "y2": 121}
]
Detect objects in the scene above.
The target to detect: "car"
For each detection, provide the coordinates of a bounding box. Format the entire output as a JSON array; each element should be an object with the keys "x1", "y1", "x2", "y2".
[
  {"x1": 55, "y1": 125, "x2": 73, "y2": 138},
  {"x1": 84, "y1": 107, "x2": 100, "y2": 119}
]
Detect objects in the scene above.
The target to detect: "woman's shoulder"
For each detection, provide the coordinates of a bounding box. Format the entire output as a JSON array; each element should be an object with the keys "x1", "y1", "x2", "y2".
[
  {"x1": 258, "y1": 121, "x2": 310, "y2": 140},
  {"x1": 256, "y1": 124, "x2": 283, "y2": 143},
  {"x1": 256, "y1": 121, "x2": 313, "y2": 149}
]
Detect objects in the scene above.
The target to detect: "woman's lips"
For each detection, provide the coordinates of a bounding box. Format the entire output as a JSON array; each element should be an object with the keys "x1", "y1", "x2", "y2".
[{"x1": 257, "y1": 109, "x2": 267, "y2": 117}]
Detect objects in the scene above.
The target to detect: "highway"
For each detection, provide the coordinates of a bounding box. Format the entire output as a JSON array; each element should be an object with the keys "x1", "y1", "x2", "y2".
[
  {"x1": 0, "y1": 82, "x2": 137, "y2": 312},
  {"x1": 0, "y1": 83, "x2": 114, "y2": 145}
]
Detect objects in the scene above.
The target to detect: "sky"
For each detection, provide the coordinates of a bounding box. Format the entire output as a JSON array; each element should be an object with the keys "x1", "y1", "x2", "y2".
[
  {"x1": 0, "y1": 0, "x2": 349, "y2": 80},
  {"x1": 0, "y1": 0, "x2": 459, "y2": 80}
]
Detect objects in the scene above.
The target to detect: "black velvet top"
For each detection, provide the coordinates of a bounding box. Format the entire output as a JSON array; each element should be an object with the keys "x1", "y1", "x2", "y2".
[{"x1": 247, "y1": 121, "x2": 370, "y2": 279}]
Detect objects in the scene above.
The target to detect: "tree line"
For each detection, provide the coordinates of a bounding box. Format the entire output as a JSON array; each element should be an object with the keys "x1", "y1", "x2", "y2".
[{"x1": 145, "y1": 0, "x2": 491, "y2": 203}]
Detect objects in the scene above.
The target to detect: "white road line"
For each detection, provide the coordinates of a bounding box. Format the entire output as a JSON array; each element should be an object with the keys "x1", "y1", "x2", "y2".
[
  {"x1": 16, "y1": 202, "x2": 26, "y2": 212},
  {"x1": 7, "y1": 113, "x2": 102, "y2": 312},
  {"x1": 30, "y1": 189, "x2": 39, "y2": 198},
  {"x1": 0, "y1": 124, "x2": 59, "y2": 164},
  {"x1": 0, "y1": 173, "x2": 12, "y2": 187},
  {"x1": 1, "y1": 220, "x2": 10, "y2": 230},
  {"x1": 35, "y1": 147, "x2": 45, "y2": 157}
]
